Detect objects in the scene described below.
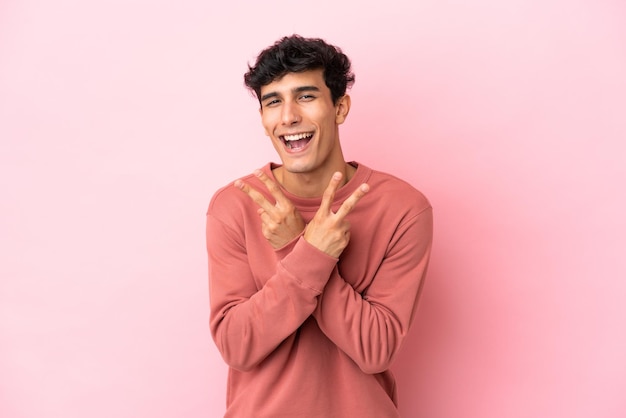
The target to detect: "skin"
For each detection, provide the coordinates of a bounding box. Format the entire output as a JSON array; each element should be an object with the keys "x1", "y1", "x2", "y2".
[{"x1": 235, "y1": 69, "x2": 369, "y2": 258}]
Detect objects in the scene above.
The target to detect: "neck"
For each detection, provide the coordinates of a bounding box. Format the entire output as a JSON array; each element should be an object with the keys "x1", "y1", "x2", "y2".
[{"x1": 274, "y1": 162, "x2": 356, "y2": 198}]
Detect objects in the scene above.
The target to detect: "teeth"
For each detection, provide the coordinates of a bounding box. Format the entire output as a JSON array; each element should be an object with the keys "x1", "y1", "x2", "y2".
[{"x1": 283, "y1": 133, "x2": 313, "y2": 141}]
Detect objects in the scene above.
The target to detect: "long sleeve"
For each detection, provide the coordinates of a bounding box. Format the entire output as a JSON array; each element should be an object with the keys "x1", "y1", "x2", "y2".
[
  {"x1": 207, "y1": 163, "x2": 432, "y2": 418},
  {"x1": 207, "y1": 208, "x2": 337, "y2": 371},
  {"x1": 312, "y1": 205, "x2": 433, "y2": 374}
]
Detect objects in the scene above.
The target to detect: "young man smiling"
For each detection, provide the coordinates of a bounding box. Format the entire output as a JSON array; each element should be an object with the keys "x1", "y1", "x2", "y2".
[{"x1": 206, "y1": 35, "x2": 433, "y2": 417}]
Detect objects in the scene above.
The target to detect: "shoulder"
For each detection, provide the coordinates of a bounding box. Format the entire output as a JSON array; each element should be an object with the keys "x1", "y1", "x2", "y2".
[
  {"x1": 208, "y1": 179, "x2": 245, "y2": 212},
  {"x1": 360, "y1": 164, "x2": 431, "y2": 214},
  {"x1": 206, "y1": 168, "x2": 265, "y2": 220}
]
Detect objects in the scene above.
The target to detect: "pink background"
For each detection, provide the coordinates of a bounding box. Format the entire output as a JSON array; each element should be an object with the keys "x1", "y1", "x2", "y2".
[{"x1": 1, "y1": 1, "x2": 625, "y2": 417}]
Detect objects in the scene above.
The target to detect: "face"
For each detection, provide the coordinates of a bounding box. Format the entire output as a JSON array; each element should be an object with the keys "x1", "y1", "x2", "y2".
[{"x1": 258, "y1": 69, "x2": 350, "y2": 178}]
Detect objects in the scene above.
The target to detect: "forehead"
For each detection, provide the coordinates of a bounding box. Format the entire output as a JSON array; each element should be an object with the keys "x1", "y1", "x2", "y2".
[{"x1": 260, "y1": 69, "x2": 328, "y2": 96}]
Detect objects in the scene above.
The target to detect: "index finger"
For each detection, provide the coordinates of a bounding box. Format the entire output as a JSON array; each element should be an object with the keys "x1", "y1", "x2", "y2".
[
  {"x1": 335, "y1": 183, "x2": 370, "y2": 219},
  {"x1": 234, "y1": 179, "x2": 275, "y2": 212},
  {"x1": 319, "y1": 172, "x2": 344, "y2": 214},
  {"x1": 253, "y1": 169, "x2": 291, "y2": 207}
]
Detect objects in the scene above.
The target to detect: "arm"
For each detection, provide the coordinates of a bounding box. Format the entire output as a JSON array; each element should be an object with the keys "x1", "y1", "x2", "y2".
[
  {"x1": 207, "y1": 211, "x2": 336, "y2": 371},
  {"x1": 312, "y1": 206, "x2": 433, "y2": 374},
  {"x1": 208, "y1": 170, "x2": 370, "y2": 370}
]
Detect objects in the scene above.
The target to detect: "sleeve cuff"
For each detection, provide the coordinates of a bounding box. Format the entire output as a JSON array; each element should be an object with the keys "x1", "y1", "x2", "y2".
[
  {"x1": 279, "y1": 237, "x2": 338, "y2": 292},
  {"x1": 274, "y1": 231, "x2": 304, "y2": 259}
]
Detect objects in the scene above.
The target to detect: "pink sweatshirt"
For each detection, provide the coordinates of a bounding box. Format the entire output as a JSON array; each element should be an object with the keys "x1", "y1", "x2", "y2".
[{"x1": 206, "y1": 162, "x2": 433, "y2": 418}]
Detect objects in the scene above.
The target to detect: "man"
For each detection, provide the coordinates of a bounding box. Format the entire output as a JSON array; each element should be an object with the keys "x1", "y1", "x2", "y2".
[{"x1": 206, "y1": 35, "x2": 433, "y2": 418}]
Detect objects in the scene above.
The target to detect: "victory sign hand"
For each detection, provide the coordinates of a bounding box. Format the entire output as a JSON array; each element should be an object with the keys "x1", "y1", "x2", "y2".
[
  {"x1": 235, "y1": 170, "x2": 306, "y2": 249},
  {"x1": 304, "y1": 172, "x2": 369, "y2": 258}
]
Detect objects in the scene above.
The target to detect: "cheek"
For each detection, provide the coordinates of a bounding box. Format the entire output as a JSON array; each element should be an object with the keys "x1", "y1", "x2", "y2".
[
  {"x1": 308, "y1": 108, "x2": 333, "y2": 128},
  {"x1": 260, "y1": 116, "x2": 273, "y2": 136},
  {"x1": 321, "y1": 112, "x2": 339, "y2": 130}
]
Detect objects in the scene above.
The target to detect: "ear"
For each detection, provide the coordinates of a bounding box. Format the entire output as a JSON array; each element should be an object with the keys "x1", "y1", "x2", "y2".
[{"x1": 335, "y1": 95, "x2": 351, "y2": 125}]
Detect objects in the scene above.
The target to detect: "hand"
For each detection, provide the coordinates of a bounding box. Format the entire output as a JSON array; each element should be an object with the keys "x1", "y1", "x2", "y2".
[
  {"x1": 235, "y1": 170, "x2": 306, "y2": 249},
  {"x1": 304, "y1": 172, "x2": 369, "y2": 258}
]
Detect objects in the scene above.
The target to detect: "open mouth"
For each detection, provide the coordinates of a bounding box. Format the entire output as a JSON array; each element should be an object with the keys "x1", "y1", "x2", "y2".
[{"x1": 280, "y1": 132, "x2": 314, "y2": 151}]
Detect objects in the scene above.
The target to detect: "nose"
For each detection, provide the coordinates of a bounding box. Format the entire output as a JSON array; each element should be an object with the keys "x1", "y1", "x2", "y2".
[{"x1": 281, "y1": 101, "x2": 300, "y2": 125}]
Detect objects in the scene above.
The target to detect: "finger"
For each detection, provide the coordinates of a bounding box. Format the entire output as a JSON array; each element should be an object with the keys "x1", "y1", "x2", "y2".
[
  {"x1": 254, "y1": 169, "x2": 290, "y2": 207},
  {"x1": 234, "y1": 179, "x2": 275, "y2": 212},
  {"x1": 258, "y1": 208, "x2": 273, "y2": 225},
  {"x1": 320, "y1": 172, "x2": 343, "y2": 214},
  {"x1": 335, "y1": 183, "x2": 369, "y2": 219}
]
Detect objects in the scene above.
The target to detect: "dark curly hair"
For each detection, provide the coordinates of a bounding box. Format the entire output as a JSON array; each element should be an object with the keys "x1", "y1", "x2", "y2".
[{"x1": 244, "y1": 35, "x2": 355, "y2": 105}]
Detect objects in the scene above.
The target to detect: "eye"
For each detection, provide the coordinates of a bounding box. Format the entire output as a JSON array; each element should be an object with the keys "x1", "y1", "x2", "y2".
[
  {"x1": 263, "y1": 99, "x2": 281, "y2": 107},
  {"x1": 299, "y1": 94, "x2": 315, "y2": 101}
]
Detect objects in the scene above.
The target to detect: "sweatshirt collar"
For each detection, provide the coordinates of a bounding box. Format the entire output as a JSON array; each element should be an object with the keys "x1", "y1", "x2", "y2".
[{"x1": 262, "y1": 162, "x2": 371, "y2": 212}]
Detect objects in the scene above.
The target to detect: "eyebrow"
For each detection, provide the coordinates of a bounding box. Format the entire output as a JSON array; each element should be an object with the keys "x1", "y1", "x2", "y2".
[{"x1": 260, "y1": 85, "x2": 321, "y2": 102}]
